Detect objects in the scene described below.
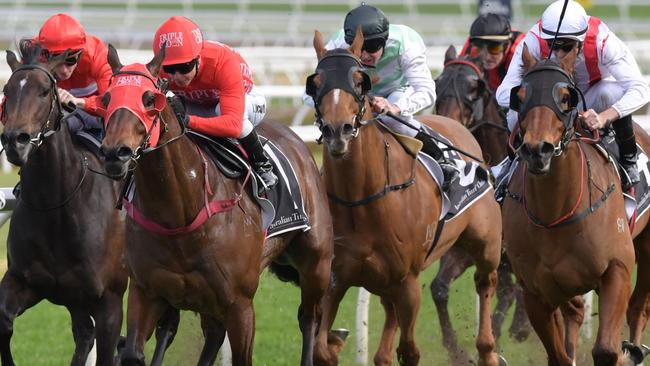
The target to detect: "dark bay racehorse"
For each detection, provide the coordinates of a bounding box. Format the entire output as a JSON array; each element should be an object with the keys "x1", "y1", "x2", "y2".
[
  {"x1": 503, "y1": 44, "x2": 650, "y2": 365},
  {"x1": 0, "y1": 43, "x2": 127, "y2": 365},
  {"x1": 99, "y1": 46, "x2": 332, "y2": 366},
  {"x1": 431, "y1": 45, "x2": 531, "y2": 358},
  {"x1": 309, "y1": 29, "x2": 504, "y2": 366}
]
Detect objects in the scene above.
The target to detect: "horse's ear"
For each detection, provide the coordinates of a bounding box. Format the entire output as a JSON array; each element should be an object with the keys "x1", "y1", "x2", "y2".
[
  {"x1": 559, "y1": 45, "x2": 578, "y2": 76},
  {"x1": 107, "y1": 44, "x2": 123, "y2": 74},
  {"x1": 521, "y1": 43, "x2": 537, "y2": 73},
  {"x1": 147, "y1": 44, "x2": 165, "y2": 77},
  {"x1": 313, "y1": 30, "x2": 327, "y2": 61},
  {"x1": 6, "y1": 50, "x2": 19, "y2": 72},
  {"x1": 444, "y1": 45, "x2": 457, "y2": 65},
  {"x1": 349, "y1": 26, "x2": 364, "y2": 58}
]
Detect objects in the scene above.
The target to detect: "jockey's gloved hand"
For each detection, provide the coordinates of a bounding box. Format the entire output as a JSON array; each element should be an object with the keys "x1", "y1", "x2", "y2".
[{"x1": 168, "y1": 95, "x2": 190, "y2": 128}]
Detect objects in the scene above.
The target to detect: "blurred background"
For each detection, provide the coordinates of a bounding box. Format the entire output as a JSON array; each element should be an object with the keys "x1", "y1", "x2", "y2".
[{"x1": 0, "y1": 1, "x2": 649, "y2": 365}]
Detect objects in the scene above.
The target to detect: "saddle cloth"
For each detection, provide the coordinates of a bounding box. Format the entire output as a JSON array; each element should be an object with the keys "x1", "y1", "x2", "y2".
[{"x1": 386, "y1": 122, "x2": 492, "y2": 221}]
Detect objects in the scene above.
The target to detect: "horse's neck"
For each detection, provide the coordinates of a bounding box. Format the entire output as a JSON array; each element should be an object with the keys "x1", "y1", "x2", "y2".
[
  {"x1": 20, "y1": 125, "x2": 81, "y2": 203},
  {"x1": 478, "y1": 94, "x2": 509, "y2": 164},
  {"x1": 323, "y1": 123, "x2": 397, "y2": 199},
  {"x1": 133, "y1": 119, "x2": 223, "y2": 224},
  {"x1": 523, "y1": 142, "x2": 586, "y2": 213}
]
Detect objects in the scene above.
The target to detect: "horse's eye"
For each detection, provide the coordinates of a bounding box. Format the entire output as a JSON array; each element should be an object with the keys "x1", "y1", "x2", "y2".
[
  {"x1": 142, "y1": 93, "x2": 155, "y2": 108},
  {"x1": 39, "y1": 88, "x2": 49, "y2": 98}
]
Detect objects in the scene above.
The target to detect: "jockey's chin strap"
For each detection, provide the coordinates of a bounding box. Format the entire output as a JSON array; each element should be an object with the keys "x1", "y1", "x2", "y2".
[{"x1": 12, "y1": 64, "x2": 64, "y2": 149}]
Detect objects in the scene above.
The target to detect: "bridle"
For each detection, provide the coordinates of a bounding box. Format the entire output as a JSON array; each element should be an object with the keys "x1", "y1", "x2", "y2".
[{"x1": 435, "y1": 59, "x2": 508, "y2": 134}]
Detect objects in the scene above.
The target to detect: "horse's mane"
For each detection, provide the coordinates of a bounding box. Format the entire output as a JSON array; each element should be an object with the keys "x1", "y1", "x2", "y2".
[{"x1": 17, "y1": 38, "x2": 43, "y2": 66}]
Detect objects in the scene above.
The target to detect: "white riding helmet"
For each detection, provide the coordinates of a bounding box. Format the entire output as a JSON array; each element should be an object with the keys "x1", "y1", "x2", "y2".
[{"x1": 540, "y1": 0, "x2": 588, "y2": 41}]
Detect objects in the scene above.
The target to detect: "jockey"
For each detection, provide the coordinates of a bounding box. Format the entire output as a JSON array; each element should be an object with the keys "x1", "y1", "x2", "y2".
[
  {"x1": 304, "y1": 3, "x2": 458, "y2": 189},
  {"x1": 153, "y1": 16, "x2": 278, "y2": 191},
  {"x1": 35, "y1": 13, "x2": 111, "y2": 138},
  {"x1": 495, "y1": 0, "x2": 650, "y2": 192},
  {"x1": 460, "y1": 13, "x2": 525, "y2": 92}
]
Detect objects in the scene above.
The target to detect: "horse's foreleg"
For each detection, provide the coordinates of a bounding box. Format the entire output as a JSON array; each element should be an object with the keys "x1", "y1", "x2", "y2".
[
  {"x1": 314, "y1": 281, "x2": 349, "y2": 366},
  {"x1": 472, "y1": 269, "x2": 501, "y2": 366},
  {"x1": 225, "y1": 298, "x2": 255, "y2": 366},
  {"x1": 121, "y1": 282, "x2": 168, "y2": 366},
  {"x1": 393, "y1": 276, "x2": 421, "y2": 366},
  {"x1": 373, "y1": 296, "x2": 398, "y2": 366},
  {"x1": 593, "y1": 259, "x2": 633, "y2": 366},
  {"x1": 429, "y1": 246, "x2": 472, "y2": 361},
  {"x1": 68, "y1": 307, "x2": 96, "y2": 366},
  {"x1": 509, "y1": 280, "x2": 532, "y2": 342},
  {"x1": 149, "y1": 305, "x2": 180, "y2": 366},
  {"x1": 523, "y1": 289, "x2": 572, "y2": 366},
  {"x1": 93, "y1": 289, "x2": 125, "y2": 366},
  {"x1": 493, "y1": 254, "x2": 516, "y2": 342},
  {"x1": 197, "y1": 314, "x2": 226, "y2": 366},
  {"x1": 628, "y1": 236, "x2": 650, "y2": 345},
  {"x1": 296, "y1": 258, "x2": 330, "y2": 366},
  {"x1": 560, "y1": 296, "x2": 585, "y2": 363},
  {"x1": 0, "y1": 273, "x2": 41, "y2": 366}
]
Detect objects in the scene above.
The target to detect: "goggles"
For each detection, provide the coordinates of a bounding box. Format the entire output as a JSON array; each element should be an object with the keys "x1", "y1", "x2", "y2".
[
  {"x1": 472, "y1": 40, "x2": 508, "y2": 55},
  {"x1": 546, "y1": 39, "x2": 580, "y2": 53},
  {"x1": 362, "y1": 38, "x2": 386, "y2": 53},
  {"x1": 162, "y1": 58, "x2": 198, "y2": 75},
  {"x1": 51, "y1": 49, "x2": 83, "y2": 66}
]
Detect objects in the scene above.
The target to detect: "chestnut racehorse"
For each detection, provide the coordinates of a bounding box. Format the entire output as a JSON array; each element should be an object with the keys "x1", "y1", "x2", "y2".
[
  {"x1": 309, "y1": 29, "x2": 504, "y2": 366},
  {"x1": 0, "y1": 43, "x2": 127, "y2": 365},
  {"x1": 431, "y1": 44, "x2": 531, "y2": 359},
  {"x1": 99, "y1": 47, "x2": 332, "y2": 366},
  {"x1": 503, "y1": 45, "x2": 650, "y2": 365}
]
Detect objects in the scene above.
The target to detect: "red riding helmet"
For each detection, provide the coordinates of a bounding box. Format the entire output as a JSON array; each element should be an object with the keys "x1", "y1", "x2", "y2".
[
  {"x1": 153, "y1": 16, "x2": 204, "y2": 66},
  {"x1": 38, "y1": 13, "x2": 87, "y2": 53}
]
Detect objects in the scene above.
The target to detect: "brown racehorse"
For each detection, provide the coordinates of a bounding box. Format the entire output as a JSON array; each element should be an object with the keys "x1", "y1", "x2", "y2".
[
  {"x1": 431, "y1": 44, "x2": 531, "y2": 358},
  {"x1": 0, "y1": 43, "x2": 127, "y2": 365},
  {"x1": 308, "y1": 29, "x2": 504, "y2": 366},
  {"x1": 99, "y1": 46, "x2": 332, "y2": 366},
  {"x1": 503, "y1": 44, "x2": 650, "y2": 365}
]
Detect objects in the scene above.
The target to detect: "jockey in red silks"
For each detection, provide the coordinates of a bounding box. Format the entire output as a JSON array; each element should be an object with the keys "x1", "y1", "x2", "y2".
[
  {"x1": 35, "y1": 13, "x2": 111, "y2": 138},
  {"x1": 153, "y1": 16, "x2": 278, "y2": 191},
  {"x1": 495, "y1": 0, "x2": 650, "y2": 195},
  {"x1": 460, "y1": 13, "x2": 525, "y2": 92}
]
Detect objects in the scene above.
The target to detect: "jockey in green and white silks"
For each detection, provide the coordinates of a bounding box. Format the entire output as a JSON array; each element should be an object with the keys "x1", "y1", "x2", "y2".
[{"x1": 304, "y1": 4, "x2": 458, "y2": 188}]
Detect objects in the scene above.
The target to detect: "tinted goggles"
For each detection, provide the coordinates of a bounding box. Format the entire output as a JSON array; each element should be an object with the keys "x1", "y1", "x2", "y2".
[
  {"x1": 362, "y1": 38, "x2": 386, "y2": 53},
  {"x1": 546, "y1": 39, "x2": 579, "y2": 53},
  {"x1": 162, "y1": 59, "x2": 198, "y2": 75},
  {"x1": 51, "y1": 49, "x2": 83, "y2": 66},
  {"x1": 472, "y1": 40, "x2": 508, "y2": 55}
]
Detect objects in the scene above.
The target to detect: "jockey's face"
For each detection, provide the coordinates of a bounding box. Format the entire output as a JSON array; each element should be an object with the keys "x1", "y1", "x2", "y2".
[
  {"x1": 51, "y1": 49, "x2": 82, "y2": 81},
  {"x1": 473, "y1": 40, "x2": 508, "y2": 70},
  {"x1": 547, "y1": 38, "x2": 581, "y2": 60},
  {"x1": 360, "y1": 48, "x2": 383, "y2": 67},
  {"x1": 164, "y1": 57, "x2": 199, "y2": 88}
]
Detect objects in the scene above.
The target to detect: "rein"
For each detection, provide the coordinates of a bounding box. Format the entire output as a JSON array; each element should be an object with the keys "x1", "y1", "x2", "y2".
[{"x1": 327, "y1": 124, "x2": 417, "y2": 207}]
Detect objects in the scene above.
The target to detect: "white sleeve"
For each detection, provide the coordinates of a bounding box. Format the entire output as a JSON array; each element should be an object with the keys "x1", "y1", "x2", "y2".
[
  {"x1": 394, "y1": 32, "x2": 436, "y2": 116},
  {"x1": 601, "y1": 32, "x2": 650, "y2": 117},
  {"x1": 496, "y1": 29, "x2": 541, "y2": 109}
]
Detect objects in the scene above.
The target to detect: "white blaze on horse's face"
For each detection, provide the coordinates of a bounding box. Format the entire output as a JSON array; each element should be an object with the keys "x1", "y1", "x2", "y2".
[
  {"x1": 18, "y1": 77, "x2": 27, "y2": 91},
  {"x1": 332, "y1": 89, "x2": 341, "y2": 106}
]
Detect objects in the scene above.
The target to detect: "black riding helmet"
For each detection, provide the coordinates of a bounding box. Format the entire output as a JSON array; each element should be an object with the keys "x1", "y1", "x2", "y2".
[
  {"x1": 470, "y1": 13, "x2": 512, "y2": 42},
  {"x1": 344, "y1": 4, "x2": 389, "y2": 45}
]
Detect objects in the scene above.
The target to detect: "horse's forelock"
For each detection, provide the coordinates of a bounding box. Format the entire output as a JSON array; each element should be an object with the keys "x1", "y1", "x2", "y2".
[{"x1": 17, "y1": 39, "x2": 43, "y2": 66}]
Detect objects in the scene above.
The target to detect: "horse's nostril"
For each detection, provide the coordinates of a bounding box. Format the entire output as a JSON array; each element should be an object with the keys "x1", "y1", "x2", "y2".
[
  {"x1": 321, "y1": 125, "x2": 334, "y2": 139},
  {"x1": 16, "y1": 133, "x2": 31, "y2": 145},
  {"x1": 116, "y1": 146, "x2": 133, "y2": 161},
  {"x1": 540, "y1": 142, "x2": 555, "y2": 156},
  {"x1": 341, "y1": 123, "x2": 354, "y2": 135}
]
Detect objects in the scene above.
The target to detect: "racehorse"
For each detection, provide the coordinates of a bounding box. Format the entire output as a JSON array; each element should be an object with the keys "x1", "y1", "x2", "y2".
[
  {"x1": 309, "y1": 28, "x2": 504, "y2": 366},
  {"x1": 99, "y1": 46, "x2": 332, "y2": 366},
  {"x1": 430, "y1": 44, "x2": 531, "y2": 358},
  {"x1": 503, "y1": 44, "x2": 650, "y2": 365},
  {"x1": 0, "y1": 43, "x2": 127, "y2": 365}
]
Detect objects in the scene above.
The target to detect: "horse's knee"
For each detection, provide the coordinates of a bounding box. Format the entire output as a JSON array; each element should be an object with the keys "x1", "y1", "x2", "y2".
[
  {"x1": 0, "y1": 310, "x2": 14, "y2": 336},
  {"x1": 430, "y1": 278, "x2": 450, "y2": 304}
]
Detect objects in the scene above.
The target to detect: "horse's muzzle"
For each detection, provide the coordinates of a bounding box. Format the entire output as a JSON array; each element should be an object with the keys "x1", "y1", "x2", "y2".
[
  {"x1": 519, "y1": 141, "x2": 554, "y2": 175},
  {"x1": 99, "y1": 145, "x2": 133, "y2": 179},
  {"x1": 321, "y1": 123, "x2": 355, "y2": 158},
  {"x1": 0, "y1": 130, "x2": 34, "y2": 166}
]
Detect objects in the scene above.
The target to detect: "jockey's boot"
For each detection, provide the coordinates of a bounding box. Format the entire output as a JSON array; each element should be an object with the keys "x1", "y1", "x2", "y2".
[
  {"x1": 613, "y1": 115, "x2": 640, "y2": 191},
  {"x1": 240, "y1": 129, "x2": 278, "y2": 192},
  {"x1": 415, "y1": 130, "x2": 458, "y2": 191}
]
